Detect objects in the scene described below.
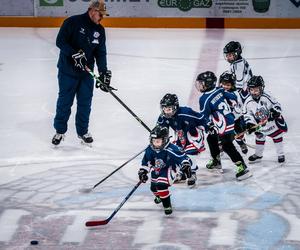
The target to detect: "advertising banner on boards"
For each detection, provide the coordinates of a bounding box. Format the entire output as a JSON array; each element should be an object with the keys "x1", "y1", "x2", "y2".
[
  {"x1": 0, "y1": 0, "x2": 34, "y2": 16},
  {"x1": 2, "y1": 0, "x2": 300, "y2": 18}
]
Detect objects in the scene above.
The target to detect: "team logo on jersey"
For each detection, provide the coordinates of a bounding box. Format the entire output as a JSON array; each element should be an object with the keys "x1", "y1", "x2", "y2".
[
  {"x1": 158, "y1": 0, "x2": 212, "y2": 12},
  {"x1": 80, "y1": 28, "x2": 85, "y2": 34},
  {"x1": 93, "y1": 32, "x2": 100, "y2": 38},
  {"x1": 255, "y1": 107, "x2": 269, "y2": 122},
  {"x1": 290, "y1": 0, "x2": 300, "y2": 7},
  {"x1": 154, "y1": 159, "x2": 165, "y2": 174}
]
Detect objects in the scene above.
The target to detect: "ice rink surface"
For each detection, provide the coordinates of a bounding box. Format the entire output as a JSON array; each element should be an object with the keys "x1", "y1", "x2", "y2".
[{"x1": 0, "y1": 27, "x2": 300, "y2": 249}]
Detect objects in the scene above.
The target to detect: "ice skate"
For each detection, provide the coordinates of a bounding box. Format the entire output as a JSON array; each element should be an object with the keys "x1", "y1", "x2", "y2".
[
  {"x1": 187, "y1": 172, "x2": 197, "y2": 187},
  {"x1": 52, "y1": 133, "x2": 65, "y2": 146},
  {"x1": 248, "y1": 154, "x2": 263, "y2": 163},
  {"x1": 206, "y1": 156, "x2": 223, "y2": 173},
  {"x1": 78, "y1": 132, "x2": 93, "y2": 147},
  {"x1": 164, "y1": 206, "x2": 173, "y2": 215},
  {"x1": 154, "y1": 196, "x2": 162, "y2": 204},
  {"x1": 240, "y1": 143, "x2": 248, "y2": 154},
  {"x1": 174, "y1": 171, "x2": 187, "y2": 183},
  {"x1": 235, "y1": 161, "x2": 252, "y2": 181},
  {"x1": 161, "y1": 196, "x2": 173, "y2": 215}
]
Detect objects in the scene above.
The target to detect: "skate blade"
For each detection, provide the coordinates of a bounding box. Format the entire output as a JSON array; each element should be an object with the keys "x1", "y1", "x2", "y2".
[
  {"x1": 80, "y1": 141, "x2": 93, "y2": 148},
  {"x1": 236, "y1": 171, "x2": 253, "y2": 181},
  {"x1": 207, "y1": 168, "x2": 223, "y2": 174},
  {"x1": 248, "y1": 159, "x2": 262, "y2": 164},
  {"x1": 187, "y1": 182, "x2": 197, "y2": 189},
  {"x1": 173, "y1": 180, "x2": 186, "y2": 184},
  {"x1": 217, "y1": 168, "x2": 224, "y2": 174}
]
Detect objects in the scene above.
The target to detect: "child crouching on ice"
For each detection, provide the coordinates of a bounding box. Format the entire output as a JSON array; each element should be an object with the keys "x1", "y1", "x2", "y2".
[
  {"x1": 243, "y1": 75, "x2": 288, "y2": 163},
  {"x1": 138, "y1": 125, "x2": 193, "y2": 215}
]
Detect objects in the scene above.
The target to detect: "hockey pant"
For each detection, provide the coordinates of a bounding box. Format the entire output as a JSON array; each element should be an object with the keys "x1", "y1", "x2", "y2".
[
  {"x1": 254, "y1": 116, "x2": 287, "y2": 157},
  {"x1": 175, "y1": 127, "x2": 205, "y2": 155},
  {"x1": 234, "y1": 116, "x2": 247, "y2": 146},
  {"x1": 54, "y1": 71, "x2": 94, "y2": 136},
  {"x1": 150, "y1": 167, "x2": 176, "y2": 207},
  {"x1": 207, "y1": 133, "x2": 245, "y2": 164}
]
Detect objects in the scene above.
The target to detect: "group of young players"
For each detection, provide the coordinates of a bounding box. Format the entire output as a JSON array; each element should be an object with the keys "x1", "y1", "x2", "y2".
[{"x1": 138, "y1": 41, "x2": 288, "y2": 215}]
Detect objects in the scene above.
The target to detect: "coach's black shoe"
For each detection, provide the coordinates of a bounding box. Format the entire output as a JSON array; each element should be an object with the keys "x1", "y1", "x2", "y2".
[
  {"x1": 78, "y1": 132, "x2": 93, "y2": 144},
  {"x1": 52, "y1": 133, "x2": 65, "y2": 146}
]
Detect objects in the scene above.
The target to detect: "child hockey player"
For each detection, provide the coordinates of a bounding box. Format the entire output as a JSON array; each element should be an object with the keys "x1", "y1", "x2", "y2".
[
  {"x1": 157, "y1": 93, "x2": 209, "y2": 185},
  {"x1": 138, "y1": 125, "x2": 193, "y2": 215},
  {"x1": 243, "y1": 75, "x2": 288, "y2": 163},
  {"x1": 219, "y1": 71, "x2": 248, "y2": 154},
  {"x1": 223, "y1": 41, "x2": 253, "y2": 103},
  {"x1": 195, "y1": 71, "x2": 251, "y2": 181}
]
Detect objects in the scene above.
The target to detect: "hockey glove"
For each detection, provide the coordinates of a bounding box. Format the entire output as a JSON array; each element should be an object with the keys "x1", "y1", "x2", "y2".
[
  {"x1": 72, "y1": 49, "x2": 87, "y2": 71},
  {"x1": 138, "y1": 168, "x2": 149, "y2": 183},
  {"x1": 246, "y1": 123, "x2": 258, "y2": 134},
  {"x1": 96, "y1": 70, "x2": 112, "y2": 92},
  {"x1": 268, "y1": 108, "x2": 281, "y2": 121},
  {"x1": 208, "y1": 123, "x2": 218, "y2": 136},
  {"x1": 180, "y1": 161, "x2": 192, "y2": 178}
]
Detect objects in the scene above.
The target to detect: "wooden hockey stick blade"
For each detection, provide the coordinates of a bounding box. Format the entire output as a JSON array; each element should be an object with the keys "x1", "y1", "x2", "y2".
[{"x1": 86, "y1": 220, "x2": 109, "y2": 226}]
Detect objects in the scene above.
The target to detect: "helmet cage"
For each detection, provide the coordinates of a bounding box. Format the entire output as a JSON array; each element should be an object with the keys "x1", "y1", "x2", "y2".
[
  {"x1": 160, "y1": 94, "x2": 179, "y2": 118},
  {"x1": 247, "y1": 76, "x2": 265, "y2": 100},
  {"x1": 223, "y1": 41, "x2": 242, "y2": 63},
  {"x1": 161, "y1": 105, "x2": 178, "y2": 118},
  {"x1": 249, "y1": 86, "x2": 264, "y2": 100},
  {"x1": 149, "y1": 126, "x2": 169, "y2": 151},
  {"x1": 219, "y1": 71, "x2": 236, "y2": 91}
]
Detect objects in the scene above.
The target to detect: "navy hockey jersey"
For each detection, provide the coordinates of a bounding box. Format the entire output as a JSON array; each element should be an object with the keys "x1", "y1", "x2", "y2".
[
  {"x1": 56, "y1": 12, "x2": 107, "y2": 77},
  {"x1": 157, "y1": 106, "x2": 209, "y2": 134},
  {"x1": 141, "y1": 143, "x2": 191, "y2": 173},
  {"x1": 199, "y1": 87, "x2": 236, "y2": 135}
]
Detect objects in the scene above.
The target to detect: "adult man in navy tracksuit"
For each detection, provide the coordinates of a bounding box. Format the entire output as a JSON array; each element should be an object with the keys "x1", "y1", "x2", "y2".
[{"x1": 52, "y1": 0, "x2": 111, "y2": 146}]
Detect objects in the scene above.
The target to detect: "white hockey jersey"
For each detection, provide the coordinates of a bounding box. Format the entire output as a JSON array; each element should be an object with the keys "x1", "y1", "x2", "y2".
[
  {"x1": 243, "y1": 91, "x2": 282, "y2": 136},
  {"x1": 230, "y1": 58, "x2": 253, "y2": 90},
  {"x1": 230, "y1": 90, "x2": 244, "y2": 120}
]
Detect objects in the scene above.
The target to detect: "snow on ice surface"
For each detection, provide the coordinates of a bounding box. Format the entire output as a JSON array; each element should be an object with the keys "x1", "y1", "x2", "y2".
[{"x1": 0, "y1": 27, "x2": 300, "y2": 249}]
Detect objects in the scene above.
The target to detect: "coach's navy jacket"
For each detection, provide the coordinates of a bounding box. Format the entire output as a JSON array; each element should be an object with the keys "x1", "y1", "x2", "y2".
[{"x1": 56, "y1": 11, "x2": 107, "y2": 77}]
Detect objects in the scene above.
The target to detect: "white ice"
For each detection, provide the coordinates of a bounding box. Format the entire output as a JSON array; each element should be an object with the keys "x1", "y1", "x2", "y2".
[{"x1": 0, "y1": 27, "x2": 300, "y2": 249}]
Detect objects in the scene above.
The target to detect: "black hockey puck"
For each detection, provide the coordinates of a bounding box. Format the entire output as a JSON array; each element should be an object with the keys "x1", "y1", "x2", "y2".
[{"x1": 30, "y1": 240, "x2": 38, "y2": 245}]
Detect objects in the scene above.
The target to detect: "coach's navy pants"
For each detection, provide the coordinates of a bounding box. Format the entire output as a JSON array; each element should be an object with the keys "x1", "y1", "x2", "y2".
[{"x1": 54, "y1": 71, "x2": 94, "y2": 136}]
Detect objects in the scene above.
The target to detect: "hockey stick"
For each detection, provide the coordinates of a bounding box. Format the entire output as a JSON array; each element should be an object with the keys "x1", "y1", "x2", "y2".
[
  {"x1": 234, "y1": 119, "x2": 268, "y2": 139},
  {"x1": 85, "y1": 180, "x2": 142, "y2": 226},
  {"x1": 78, "y1": 148, "x2": 145, "y2": 193},
  {"x1": 85, "y1": 66, "x2": 151, "y2": 132}
]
